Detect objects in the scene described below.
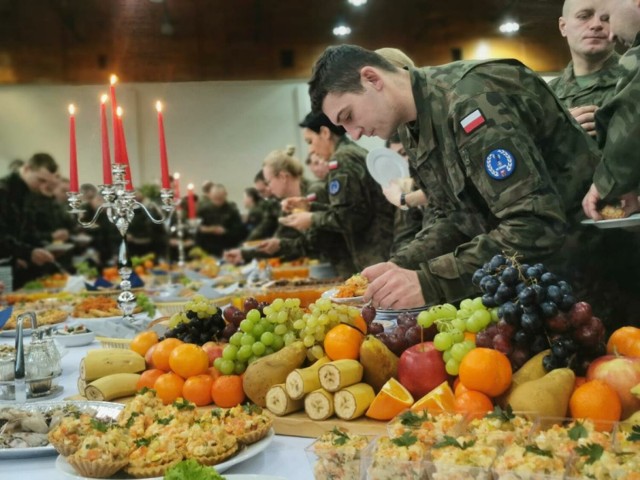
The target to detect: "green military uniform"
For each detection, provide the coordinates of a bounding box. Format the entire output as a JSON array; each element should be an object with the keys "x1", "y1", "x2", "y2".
[
  {"x1": 548, "y1": 53, "x2": 621, "y2": 111},
  {"x1": 390, "y1": 206, "x2": 424, "y2": 256},
  {"x1": 310, "y1": 136, "x2": 395, "y2": 271},
  {"x1": 196, "y1": 200, "x2": 245, "y2": 257},
  {"x1": 593, "y1": 33, "x2": 640, "y2": 200},
  {"x1": 126, "y1": 200, "x2": 166, "y2": 258},
  {"x1": 246, "y1": 197, "x2": 280, "y2": 241},
  {"x1": 393, "y1": 61, "x2": 600, "y2": 305}
]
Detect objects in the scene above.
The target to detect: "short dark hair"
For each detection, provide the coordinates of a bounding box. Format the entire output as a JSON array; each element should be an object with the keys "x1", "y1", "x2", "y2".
[
  {"x1": 308, "y1": 44, "x2": 397, "y2": 113},
  {"x1": 299, "y1": 111, "x2": 345, "y2": 136},
  {"x1": 244, "y1": 187, "x2": 261, "y2": 204},
  {"x1": 254, "y1": 170, "x2": 266, "y2": 183},
  {"x1": 27, "y1": 153, "x2": 58, "y2": 173},
  {"x1": 385, "y1": 132, "x2": 401, "y2": 148}
]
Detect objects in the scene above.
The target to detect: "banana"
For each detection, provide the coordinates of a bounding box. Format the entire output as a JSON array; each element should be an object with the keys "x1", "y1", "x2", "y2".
[
  {"x1": 80, "y1": 349, "x2": 146, "y2": 381},
  {"x1": 265, "y1": 384, "x2": 304, "y2": 416},
  {"x1": 334, "y1": 383, "x2": 375, "y2": 420},
  {"x1": 318, "y1": 359, "x2": 363, "y2": 392},
  {"x1": 84, "y1": 373, "x2": 141, "y2": 401},
  {"x1": 77, "y1": 377, "x2": 87, "y2": 397},
  {"x1": 285, "y1": 356, "x2": 331, "y2": 400},
  {"x1": 304, "y1": 388, "x2": 334, "y2": 420}
]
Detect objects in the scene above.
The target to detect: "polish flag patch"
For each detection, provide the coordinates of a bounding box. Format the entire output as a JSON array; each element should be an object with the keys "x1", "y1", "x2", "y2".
[
  {"x1": 329, "y1": 160, "x2": 339, "y2": 170},
  {"x1": 460, "y1": 109, "x2": 486, "y2": 135},
  {"x1": 306, "y1": 193, "x2": 317, "y2": 202}
]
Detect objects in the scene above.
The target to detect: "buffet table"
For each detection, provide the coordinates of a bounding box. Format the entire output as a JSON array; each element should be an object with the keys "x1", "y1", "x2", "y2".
[{"x1": 0, "y1": 337, "x2": 315, "y2": 480}]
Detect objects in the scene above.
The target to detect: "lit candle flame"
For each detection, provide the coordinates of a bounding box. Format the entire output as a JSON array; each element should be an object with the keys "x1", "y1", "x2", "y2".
[
  {"x1": 68, "y1": 104, "x2": 75, "y2": 115},
  {"x1": 156, "y1": 101, "x2": 163, "y2": 112},
  {"x1": 116, "y1": 106, "x2": 123, "y2": 118},
  {"x1": 174, "y1": 172, "x2": 180, "y2": 180},
  {"x1": 110, "y1": 74, "x2": 118, "y2": 86},
  {"x1": 188, "y1": 183, "x2": 194, "y2": 190},
  {"x1": 100, "y1": 94, "x2": 108, "y2": 104}
]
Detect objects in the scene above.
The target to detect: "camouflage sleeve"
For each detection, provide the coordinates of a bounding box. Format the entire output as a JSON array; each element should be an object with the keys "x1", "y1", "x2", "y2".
[
  {"x1": 224, "y1": 204, "x2": 247, "y2": 244},
  {"x1": 0, "y1": 189, "x2": 36, "y2": 260},
  {"x1": 593, "y1": 47, "x2": 640, "y2": 199},
  {"x1": 246, "y1": 200, "x2": 280, "y2": 241}
]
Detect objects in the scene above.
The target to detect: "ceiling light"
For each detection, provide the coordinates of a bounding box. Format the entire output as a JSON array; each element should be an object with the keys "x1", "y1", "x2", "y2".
[
  {"x1": 333, "y1": 25, "x2": 352, "y2": 36},
  {"x1": 348, "y1": 0, "x2": 368, "y2": 6},
  {"x1": 499, "y1": 21, "x2": 520, "y2": 34}
]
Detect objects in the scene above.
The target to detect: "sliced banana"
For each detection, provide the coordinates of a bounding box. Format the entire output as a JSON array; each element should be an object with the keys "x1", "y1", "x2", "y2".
[
  {"x1": 304, "y1": 388, "x2": 334, "y2": 420},
  {"x1": 265, "y1": 384, "x2": 304, "y2": 416},
  {"x1": 318, "y1": 359, "x2": 363, "y2": 392},
  {"x1": 334, "y1": 383, "x2": 375, "y2": 420},
  {"x1": 285, "y1": 356, "x2": 330, "y2": 400}
]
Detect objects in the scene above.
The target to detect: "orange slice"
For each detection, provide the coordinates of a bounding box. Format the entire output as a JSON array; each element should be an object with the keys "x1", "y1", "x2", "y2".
[
  {"x1": 411, "y1": 381, "x2": 456, "y2": 413},
  {"x1": 365, "y1": 378, "x2": 414, "y2": 421}
]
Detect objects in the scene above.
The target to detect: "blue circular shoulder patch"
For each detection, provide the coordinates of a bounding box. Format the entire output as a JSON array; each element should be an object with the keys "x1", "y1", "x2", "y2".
[
  {"x1": 329, "y1": 179, "x2": 341, "y2": 195},
  {"x1": 485, "y1": 149, "x2": 516, "y2": 180}
]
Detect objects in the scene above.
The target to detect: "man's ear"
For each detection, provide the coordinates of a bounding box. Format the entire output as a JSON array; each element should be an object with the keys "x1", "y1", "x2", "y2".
[
  {"x1": 360, "y1": 66, "x2": 384, "y2": 91},
  {"x1": 558, "y1": 16, "x2": 567, "y2": 37},
  {"x1": 319, "y1": 125, "x2": 332, "y2": 139}
]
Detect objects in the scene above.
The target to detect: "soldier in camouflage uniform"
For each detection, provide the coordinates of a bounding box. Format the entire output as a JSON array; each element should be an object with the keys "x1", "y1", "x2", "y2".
[
  {"x1": 282, "y1": 111, "x2": 394, "y2": 271},
  {"x1": 309, "y1": 45, "x2": 600, "y2": 308},
  {"x1": 196, "y1": 183, "x2": 245, "y2": 257},
  {"x1": 245, "y1": 170, "x2": 280, "y2": 241},
  {"x1": 0, "y1": 153, "x2": 58, "y2": 288},
  {"x1": 583, "y1": 0, "x2": 640, "y2": 219},
  {"x1": 549, "y1": 0, "x2": 622, "y2": 140}
]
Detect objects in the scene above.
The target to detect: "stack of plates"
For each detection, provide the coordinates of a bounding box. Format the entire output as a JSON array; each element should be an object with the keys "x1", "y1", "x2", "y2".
[
  {"x1": 0, "y1": 265, "x2": 12, "y2": 293},
  {"x1": 375, "y1": 305, "x2": 426, "y2": 320}
]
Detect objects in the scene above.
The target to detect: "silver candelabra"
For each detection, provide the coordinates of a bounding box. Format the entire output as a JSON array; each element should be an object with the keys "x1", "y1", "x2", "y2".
[
  {"x1": 67, "y1": 163, "x2": 174, "y2": 322},
  {"x1": 166, "y1": 207, "x2": 201, "y2": 268}
]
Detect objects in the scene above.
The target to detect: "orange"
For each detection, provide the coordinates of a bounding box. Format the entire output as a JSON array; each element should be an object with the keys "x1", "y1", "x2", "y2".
[
  {"x1": 453, "y1": 378, "x2": 470, "y2": 397},
  {"x1": 151, "y1": 338, "x2": 184, "y2": 371},
  {"x1": 454, "y1": 390, "x2": 494, "y2": 420},
  {"x1": 130, "y1": 331, "x2": 159, "y2": 357},
  {"x1": 411, "y1": 381, "x2": 456, "y2": 413},
  {"x1": 182, "y1": 374, "x2": 215, "y2": 406},
  {"x1": 154, "y1": 371, "x2": 185, "y2": 405},
  {"x1": 569, "y1": 379, "x2": 621, "y2": 431},
  {"x1": 366, "y1": 378, "x2": 414, "y2": 420},
  {"x1": 169, "y1": 343, "x2": 209, "y2": 378},
  {"x1": 136, "y1": 369, "x2": 165, "y2": 391},
  {"x1": 324, "y1": 324, "x2": 364, "y2": 361},
  {"x1": 211, "y1": 375, "x2": 246, "y2": 408},
  {"x1": 458, "y1": 348, "x2": 512, "y2": 397},
  {"x1": 352, "y1": 315, "x2": 367, "y2": 335}
]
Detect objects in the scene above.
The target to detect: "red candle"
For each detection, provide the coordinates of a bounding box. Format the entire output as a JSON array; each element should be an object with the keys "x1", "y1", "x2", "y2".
[
  {"x1": 173, "y1": 172, "x2": 181, "y2": 199},
  {"x1": 109, "y1": 74, "x2": 121, "y2": 165},
  {"x1": 187, "y1": 183, "x2": 196, "y2": 219},
  {"x1": 156, "y1": 101, "x2": 170, "y2": 189},
  {"x1": 68, "y1": 104, "x2": 79, "y2": 192},
  {"x1": 116, "y1": 107, "x2": 133, "y2": 191},
  {"x1": 100, "y1": 94, "x2": 113, "y2": 185}
]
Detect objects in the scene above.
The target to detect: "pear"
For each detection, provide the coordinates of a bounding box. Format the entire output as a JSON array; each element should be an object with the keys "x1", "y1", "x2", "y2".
[
  {"x1": 496, "y1": 349, "x2": 550, "y2": 407},
  {"x1": 631, "y1": 382, "x2": 640, "y2": 399},
  {"x1": 359, "y1": 335, "x2": 398, "y2": 392},
  {"x1": 506, "y1": 368, "x2": 575, "y2": 422}
]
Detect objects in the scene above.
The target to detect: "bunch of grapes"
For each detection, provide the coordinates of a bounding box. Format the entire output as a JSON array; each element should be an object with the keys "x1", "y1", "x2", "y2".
[
  {"x1": 371, "y1": 310, "x2": 437, "y2": 358},
  {"x1": 164, "y1": 295, "x2": 228, "y2": 344},
  {"x1": 417, "y1": 300, "x2": 489, "y2": 375},
  {"x1": 216, "y1": 297, "x2": 304, "y2": 375},
  {"x1": 472, "y1": 254, "x2": 605, "y2": 373}
]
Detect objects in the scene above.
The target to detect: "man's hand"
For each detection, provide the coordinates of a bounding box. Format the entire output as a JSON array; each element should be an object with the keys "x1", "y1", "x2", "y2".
[
  {"x1": 362, "y1": 262, "x2": 426, "y2": 309},
  {"x1": 281, "y1": 197, "x2": 309, "y2": 213},
  {"x1": 278, "y1": 212, "x2": 313, "y2": 231},
  {"x1": 582, "y1": 183, "x2": 603, "y2": 220},
  {"x1": 223, "y1": 248, "x2": 244, "y2": 265},
  {"x1": 569, "y1": 105, "x2": 598, "y2": 137},
  {"x1": 382, "y1": 181, "x2": 403, "y2": 207},
  {"x1": 31, "y1": 248, "x2": 55, "y2": 266},
  {"x1": 620, "y1": 191, "x2": 640, "y2": 217},
  {"x1": 200, "y1": 225, "x2": 225, "y2": 235},
  {"x1": 51, "y1": 229, "x2": 70, "y2": 242},
  {"x1": 257, "y1": 238, "x2": 281, "y2": 255}
]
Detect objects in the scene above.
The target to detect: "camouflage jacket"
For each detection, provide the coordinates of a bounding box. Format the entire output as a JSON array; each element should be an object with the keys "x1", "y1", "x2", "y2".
[
  {"x1": 593, "y1": 33, "x2": 640, "y2": 199},
  {"x1": 548, "y1": 53, "x2": 621, "y2": 109},
  {"x1": 246, "y1": 197, "x2": 280, "y2": 241},
  {"x1": 196, "y1": 201, "x2": 245, "y2": 256},
  {"x1": 394, "y1": 61, "x2": 600, "y2": 305},
  {"x1": 310, "y1": 136, "x2": 395, "y2": 270}
]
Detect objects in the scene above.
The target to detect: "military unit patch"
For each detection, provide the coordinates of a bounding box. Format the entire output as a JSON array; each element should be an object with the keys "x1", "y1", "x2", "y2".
[
  {"x1": 485, "y1": 149, "x2": 516, "y2": 180},
  {"x1": 329, "y1": 179, "x2": 341, "y2": 195},
  {"x1": 329, "y1": 160, "x2": 339, "y2": 170},
  {"x1": 306, "y1": 193, "x2": 317, "y2": 202},
  {"x1": 460, "y1": 109, "x2": 486, "y2": 134}
]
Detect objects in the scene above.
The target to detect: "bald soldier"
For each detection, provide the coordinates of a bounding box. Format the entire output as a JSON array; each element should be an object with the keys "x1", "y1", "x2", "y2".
[
  {"x1": 308, "y1": 45, "x2": 601, "y2": 309},
  {"x1": 549, "y1": 0, "x2": 622, "y2": 139}
]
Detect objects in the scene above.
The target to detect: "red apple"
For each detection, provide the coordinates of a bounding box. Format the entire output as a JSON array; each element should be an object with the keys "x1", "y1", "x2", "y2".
[
  {"x1": 145, "y1": 343, "x2": 158, "y2": 368},
  {"x1": 202, "y1": 341, "x2": 224, "y2": 366},
  {"x1": 397, "y1": 342, "x2": 448, "y2": 399},
  {"x1": 587, "y1": 355, "x2": 640, "y2": 420}
]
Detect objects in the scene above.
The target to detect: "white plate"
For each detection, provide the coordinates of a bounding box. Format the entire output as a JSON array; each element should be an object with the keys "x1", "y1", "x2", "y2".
[
  {"x1": 581, "y1": 213, "x2": 640, "y2": 229},
  {"x1": 53, "y1": 331, "x2": 96, "y2": 347},
  {"x1": 321, "y1": 288, "x2": 365, "y2": 306},
  {"x1": 0, "y1": 401, "x2": 123, "y2": 459},
  {"x1": 55, "y1": 428, "x2": 275, "y2": 479},
  {"x1": 45, "y1": 243, "x2": 75, "y2": 253},
  {"x1": 0, "y1": 327, "x2": 34, "y2": 337},
  {"x1": 366, "y1": 147, "x2": 410, "y2": 187}
]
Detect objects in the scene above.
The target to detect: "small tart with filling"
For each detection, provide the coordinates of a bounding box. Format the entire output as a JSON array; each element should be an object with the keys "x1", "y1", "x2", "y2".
[
  {"x1": 211, "y1": 404, "x2": 273, "y2": 445},
  {"x1": 66, "y1": 427, "x2": 131, "y2": 478},
  {"x1": 185, "y1": 421, "x2": 238, "y2": 466},
  {"x1": 126, "y1": 434, "x2": 183, "y2": 478},
  {"x1": 48, "y1": 413, "x2": 99, "y2": 457}
]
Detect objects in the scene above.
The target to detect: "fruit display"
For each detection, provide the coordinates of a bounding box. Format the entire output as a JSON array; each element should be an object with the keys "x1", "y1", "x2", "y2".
[{"x1": 164, "y1": 295, "x2": 229, "y2": 345}]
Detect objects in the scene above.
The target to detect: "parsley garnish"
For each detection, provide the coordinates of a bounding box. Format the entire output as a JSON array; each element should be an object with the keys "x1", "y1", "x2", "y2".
[
  {"x1": 125, "y1": 412, "x2": 140, "y2": 428},
  {"x1": 138, "y1": 387, "x2": 153, "y2": 395},
  {"x1": 330, "y1": 427, "x2": 350, "y2": 446},
  {"x1": 242, "y1": 403, "x2": 262, "y2": 415},
  {"x1": 398, "y1": 410, "x2": 429, "y2": 427},
  {"x1": 627, "y1": 425, "x2": 640, "y2": 442},
  {"x1": 391, "y1": 431, "x2": 418, "y2": 447},
  {"x1": 134, "y1": 435, "x2": 157, "y2": 448},
  {"x1": 486, "y1": 405, "x2": 515, "y2": 422},
  {"x1": 211, "y1": 409, "x2": 222, "y2": 419},
  {"x1": 156, "y1": 415, "x2": 174, "y2": 425},
  {"x1": 524, "y1": 445, "x2": 553, "y2": 458},
  {"x1": 433, "y1": 435, "x2": 476, "y2": 450},
  {"x1": 89, "y1": 418, "x2": 109, "y2": 433},
  {"x1": 173, "y1": 398, "x2": 195, "y2": 410},
  {"x1": 568, "y1": 422, "x2": 588, "y2": 441},
  {"x1": 575, "y1": 443, "x2": 604, "y2": 465}
]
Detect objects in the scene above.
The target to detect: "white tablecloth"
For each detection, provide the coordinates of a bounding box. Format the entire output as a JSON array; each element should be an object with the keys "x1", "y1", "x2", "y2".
[{"x1": 0, "y1": 336, "x2": 315, "y2": 479}]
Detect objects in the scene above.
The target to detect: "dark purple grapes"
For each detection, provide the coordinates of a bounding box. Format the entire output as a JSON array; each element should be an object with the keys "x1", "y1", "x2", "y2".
[
  {"x1": 361, "y1": 304, "x2": 377, "y2": 324},
  {"x1": 243, "y1": 297, "x2": 260, "y2": 313},
  {"x1": 500, "y1": 266, "x2": 519, "y2": 286},
  {"x1": 368, "y1": 322, "x2": 384, "y2": 335},
  {"x1": 492, "y1": 333, "x2": 513, "y2": 356}
]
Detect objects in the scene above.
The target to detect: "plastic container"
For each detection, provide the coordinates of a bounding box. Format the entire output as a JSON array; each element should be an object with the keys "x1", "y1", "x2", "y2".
[
  {"x1": 491, "y1": 443, "x2": 566, "y2": 480},
  {"x1": 361, "y1": 435, "x2": 429, "y2": 480},
  {"x1": 463, "y1": 410, "x2": 538, "y2": 448},
  {"x1": 387, "y1": 410, "x2": 466, "y2": 446},
  {"x1": 304, "y1": 428, "x2": 371, "y2": 480},
  {"x1": 426, "y1": 440, "x2": 498, "y2": 480}
]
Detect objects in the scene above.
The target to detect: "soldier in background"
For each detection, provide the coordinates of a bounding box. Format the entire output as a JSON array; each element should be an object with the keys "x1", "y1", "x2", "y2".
[
  {"x1": 246, "y1": 170, "x2": 280, "y2": 241},
  {"x1": 196, "y1": 183, "x2": 245, "y2": 257},
  {"x1": 549, "y1": 0, "x2": 622, "y2": 140},
  {"x1": 308, "y1": 45, "x2": 600, "y2": 309}
]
